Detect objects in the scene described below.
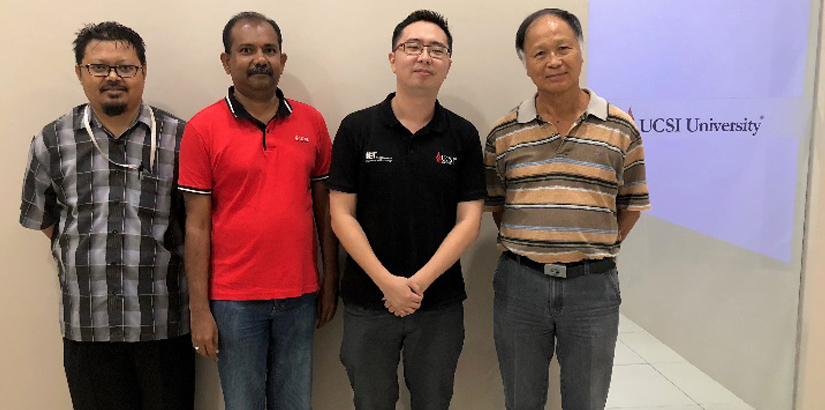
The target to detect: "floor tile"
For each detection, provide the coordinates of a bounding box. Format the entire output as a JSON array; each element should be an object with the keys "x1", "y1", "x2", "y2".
[
  {"x1": 607, "y1": 406, "x2": 702, "y2": 410},
  {"x1": 619, "y1": 314, "x2": 646, "y2": 334},
  {"x1": 608, "y1": 317, "x2": 754, "y2": 410},
  {"x1": 619, "y1": 332, "x2": 686, "y2": 364},
  {"x1": 614, "y1": 340, "x2": 646, "y2": 365},
  {"x1": 606, "y1": 364, "x2": 695, "y2": 408},
  {"x1": 653, "y1": 362, "x2": 748, "y2": 406},
  {"x1": 701, "y1": 401, "x2": 755, "y2": 410}
]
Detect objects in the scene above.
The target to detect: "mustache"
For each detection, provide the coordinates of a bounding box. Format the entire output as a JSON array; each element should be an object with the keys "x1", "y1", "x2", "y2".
[
  {"x1": 248, "y1": 65, "x2": 273, "y2": 76},
  {"x1": 100, "y1": 82, "x2": 127, "y2": 92}
]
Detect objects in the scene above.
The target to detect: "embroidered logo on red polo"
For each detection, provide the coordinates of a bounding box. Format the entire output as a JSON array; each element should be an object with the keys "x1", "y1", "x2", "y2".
[
  {"x1": 436, "y1": 152, "x2": 457, "y2": 165},
  {"x1": 295, "y1": 135, "x2": 310, "y2": 143}
]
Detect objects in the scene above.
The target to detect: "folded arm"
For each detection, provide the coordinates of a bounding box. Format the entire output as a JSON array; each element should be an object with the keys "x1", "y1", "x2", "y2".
[
  {"x1": 329, "y1": 190, "x2": 422, "y2": 316},
  {"x1": 408, "y1": 200, "x2": 483, "y2": 295}
]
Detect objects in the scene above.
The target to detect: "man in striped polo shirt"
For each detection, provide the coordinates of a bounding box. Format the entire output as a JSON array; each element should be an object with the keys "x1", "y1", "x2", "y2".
[
  {"x1": 19, "y1": 22, "x2": 193, "y2": 409},
  {"x1": 485, "y1": 8, "x2": 651, "y2": 410}
]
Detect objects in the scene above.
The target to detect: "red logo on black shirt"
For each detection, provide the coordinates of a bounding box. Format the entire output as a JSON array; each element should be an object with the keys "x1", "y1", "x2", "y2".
[{"x1": 436, "y1": 152, "x2": 457, "y2": 165}]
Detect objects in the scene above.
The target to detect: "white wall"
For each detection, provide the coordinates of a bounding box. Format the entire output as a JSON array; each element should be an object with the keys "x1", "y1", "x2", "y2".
[
  {"x1": 616, "y1": 1, "x2": 821, "y2": 409},
  {"x1": 1, "y1": 1, "x2": 819, "y2": 409},
  {"x1": 0, "y1": 1, "x2": 580, "y2": 409},
  {"x1": 796, "y1": 1, "x2": 825, "y2": 409}
]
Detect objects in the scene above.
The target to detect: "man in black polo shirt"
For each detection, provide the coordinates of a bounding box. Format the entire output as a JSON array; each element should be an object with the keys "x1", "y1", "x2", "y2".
[{"x1": 328, "y1": 9, "x2": 485, "y2": 410}]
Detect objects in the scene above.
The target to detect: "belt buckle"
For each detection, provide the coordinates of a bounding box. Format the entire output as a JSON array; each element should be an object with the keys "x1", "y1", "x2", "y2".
[{"x1": 544, "y1": 263, "x2": 567, "y2": 278}]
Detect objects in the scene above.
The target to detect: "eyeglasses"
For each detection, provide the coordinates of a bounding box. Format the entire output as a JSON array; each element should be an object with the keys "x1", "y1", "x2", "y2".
[
  {"x1": 394, "y1": 40, "x2": 450, "y2": 59},
  {"x1": 80, "y1": 64, "x2": 143, "y2": 78}
]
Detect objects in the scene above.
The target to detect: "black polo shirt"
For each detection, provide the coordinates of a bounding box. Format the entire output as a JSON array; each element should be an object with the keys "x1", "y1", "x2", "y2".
[{"x1": 328, "y1": 93, "x2": 486, "y2": 310}]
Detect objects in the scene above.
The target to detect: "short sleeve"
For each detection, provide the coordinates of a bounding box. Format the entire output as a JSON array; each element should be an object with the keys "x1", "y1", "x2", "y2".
[
  {"x1": 311, "y1": 112, "x2": 332, "y2": 182},
  {"x1": 327, "y1": 116, "x2": 360, "y2": 193},
  {"x1": 178, "y1": 122, "x2": 213, "y2": 195},
  {"x1": 484, "y1": 127, "x2": 505, "y2": 212},
  {"x1": 19, "y1": 131, "x2": 58, "y2": 230},
  {"x1": 456, "y1": 124, "x2": 486, "y2": 202},
  {"x1": 616, "y1": 127, "x2": 651, "y2": 211}
]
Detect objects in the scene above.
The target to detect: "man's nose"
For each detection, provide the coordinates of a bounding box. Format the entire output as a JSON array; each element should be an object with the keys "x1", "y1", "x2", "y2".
[
  {"x1": 546, "y1": 52, "x2": 563, "y2": 67},
  {"x1": 417, "y1": 48, "x2": 433, "y2": 63},
  {"x1": 105, "y1": 67, "x2": 123, "y2": 80},
  {"x1": 254, "y1": 49, "x2": 270, "y2": 63}
]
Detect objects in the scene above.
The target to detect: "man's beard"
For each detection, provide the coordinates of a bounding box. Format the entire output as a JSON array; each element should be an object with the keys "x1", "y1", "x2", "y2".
[{"x1": 101, "y1": 101, "x2": 128, "y2": 116}]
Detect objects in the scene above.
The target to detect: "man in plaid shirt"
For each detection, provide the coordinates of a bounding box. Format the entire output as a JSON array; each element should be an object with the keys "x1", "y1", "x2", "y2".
[{"x1": 18, "y1": 22, "x2": 193, "y2": 410}]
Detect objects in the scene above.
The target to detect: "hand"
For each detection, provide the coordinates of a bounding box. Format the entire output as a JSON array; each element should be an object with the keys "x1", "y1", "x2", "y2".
[
  {"x1": 316, "y1": 279, "x2": 339, "y2": 328},
  {"x1": 190, "y1": 308, "x2": 219, "y2": 361},
  {"x1": 385, "y1": 275, "x2": 428, "y2": 317},
  {"x1": 384, "y1": 297, "x2": 419, "y2": 317},
  {"x1": 379, "y1": 275, "x2": 422, "y2": 317},
  {"x1": 384, "y1": 296, "x2": 420, "y2": 317},
  {"x1": 407, "y1": 275, "x2": 426, "y2": 296}
]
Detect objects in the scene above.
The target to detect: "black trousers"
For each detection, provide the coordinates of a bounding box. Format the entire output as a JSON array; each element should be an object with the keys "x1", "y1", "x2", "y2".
[{"x1": 63, "y1": 335, "x2": 195, "y2": 410}]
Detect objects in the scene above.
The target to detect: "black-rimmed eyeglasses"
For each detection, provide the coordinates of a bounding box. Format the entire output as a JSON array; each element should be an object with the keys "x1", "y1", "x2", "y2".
[{"x1": 80, "y1": 64, "x2": 143, "y2": 78}]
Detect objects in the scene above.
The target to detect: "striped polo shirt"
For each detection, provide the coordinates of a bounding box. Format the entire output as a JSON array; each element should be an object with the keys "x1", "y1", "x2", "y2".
[{"x1": 484, "y1": 89, "x2": 650, "y2": 264}]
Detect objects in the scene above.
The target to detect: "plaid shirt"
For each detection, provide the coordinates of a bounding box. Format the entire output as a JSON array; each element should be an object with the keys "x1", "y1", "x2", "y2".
[{"x1": 20, "y1": 102, "x2": 189, "y2": 342}]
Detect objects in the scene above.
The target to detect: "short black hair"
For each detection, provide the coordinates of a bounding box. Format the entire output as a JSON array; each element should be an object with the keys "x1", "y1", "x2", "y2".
[
  {"x1": 73, "y1": 22, "x2": 146, "y2": 65},
  {"x1": 391, "y1": 10, "x2": 452, "y2": 53},
  {"x1": 223, "y1": 11, "x2": 283, "y2": 53},
  {"x1": 515, "y1": 8, "x2": 583, "y2": 59}
]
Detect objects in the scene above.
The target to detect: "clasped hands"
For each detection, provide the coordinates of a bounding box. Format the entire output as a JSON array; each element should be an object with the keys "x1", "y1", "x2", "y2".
[{"x1": 380, "y1": 274, "x2": 424, "y2": 317}]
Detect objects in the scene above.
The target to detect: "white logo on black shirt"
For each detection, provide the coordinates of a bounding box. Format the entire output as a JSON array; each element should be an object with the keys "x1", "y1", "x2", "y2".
[
  {"x1": 365, "y1": 151, "x2": 393, "y2": 163},
  {"x1": 436, "y1": 152, "x2": 457, "y2": 165}
]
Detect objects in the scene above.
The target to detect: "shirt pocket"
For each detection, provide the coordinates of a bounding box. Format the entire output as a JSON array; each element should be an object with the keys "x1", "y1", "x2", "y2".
[{"x1": 135, "y1": 173, "x2": 173, "y2": 220}]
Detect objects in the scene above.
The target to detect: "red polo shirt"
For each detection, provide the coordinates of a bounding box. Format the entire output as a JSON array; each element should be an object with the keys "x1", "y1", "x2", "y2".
[{"x1": 179, "y1": 88, "x2": 331, "y2": 300}]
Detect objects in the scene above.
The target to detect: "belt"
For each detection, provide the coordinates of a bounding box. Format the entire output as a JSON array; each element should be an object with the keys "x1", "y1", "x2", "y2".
[{"x1": 503, "y1": 250, "x2": 615, "y2": 279}]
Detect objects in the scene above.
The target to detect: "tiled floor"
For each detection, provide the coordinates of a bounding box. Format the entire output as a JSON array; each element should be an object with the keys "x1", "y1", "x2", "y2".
[{"x1": 606, "y1": 315, "x2": 755, "y2": 410}]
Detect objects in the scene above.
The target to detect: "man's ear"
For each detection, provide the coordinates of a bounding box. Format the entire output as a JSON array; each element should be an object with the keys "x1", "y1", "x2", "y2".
[
  {"x1": 389, "y1": 51, "x2": 397, "y2": 74},
  {"x1": 220, "y1": 52, "x2": 231, "y2": 74}
]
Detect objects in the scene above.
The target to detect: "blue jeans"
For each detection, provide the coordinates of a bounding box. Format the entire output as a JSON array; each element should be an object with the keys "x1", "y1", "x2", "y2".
[
  {"x1": 493, "y1": 254, "x2": 620, "y2": 410},
  {"x1": 340, "y1": 302, "x2": 464, "y2": 410},
  {"x1": 211, "y1": 293, "x2": 316, "y2": 410}
]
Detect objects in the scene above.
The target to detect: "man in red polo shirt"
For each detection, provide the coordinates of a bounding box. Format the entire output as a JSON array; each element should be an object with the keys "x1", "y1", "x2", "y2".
[{"x1": 178, "y1": 11, "x2": 338, "y2": 410}]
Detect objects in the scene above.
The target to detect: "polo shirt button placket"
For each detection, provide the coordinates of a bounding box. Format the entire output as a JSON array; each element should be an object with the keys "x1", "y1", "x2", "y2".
[
  {"x1": 263, "y1": 126, "x2": 274, "y2": 151},
  {"x1": 557, "y1": 136, "x2": 568, "y2": 158}
]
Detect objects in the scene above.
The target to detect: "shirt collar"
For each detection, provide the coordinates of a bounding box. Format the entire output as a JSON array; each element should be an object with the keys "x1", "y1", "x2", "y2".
[
  {"x1": 378, "y1": 92, "x2": 446, "y2": 134},
  {"x1": 74, "y1": 101, "x2": 152, "y2": 132},
  {"x1": 224, "y1": 86, "x2": 293, "y2": 123},
  {"x1": 516, "y1": 88, "x2": 609, "y2": 124},
  {"x1": 134, "y1": 102, "x2": 155, "y2": 127}
]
